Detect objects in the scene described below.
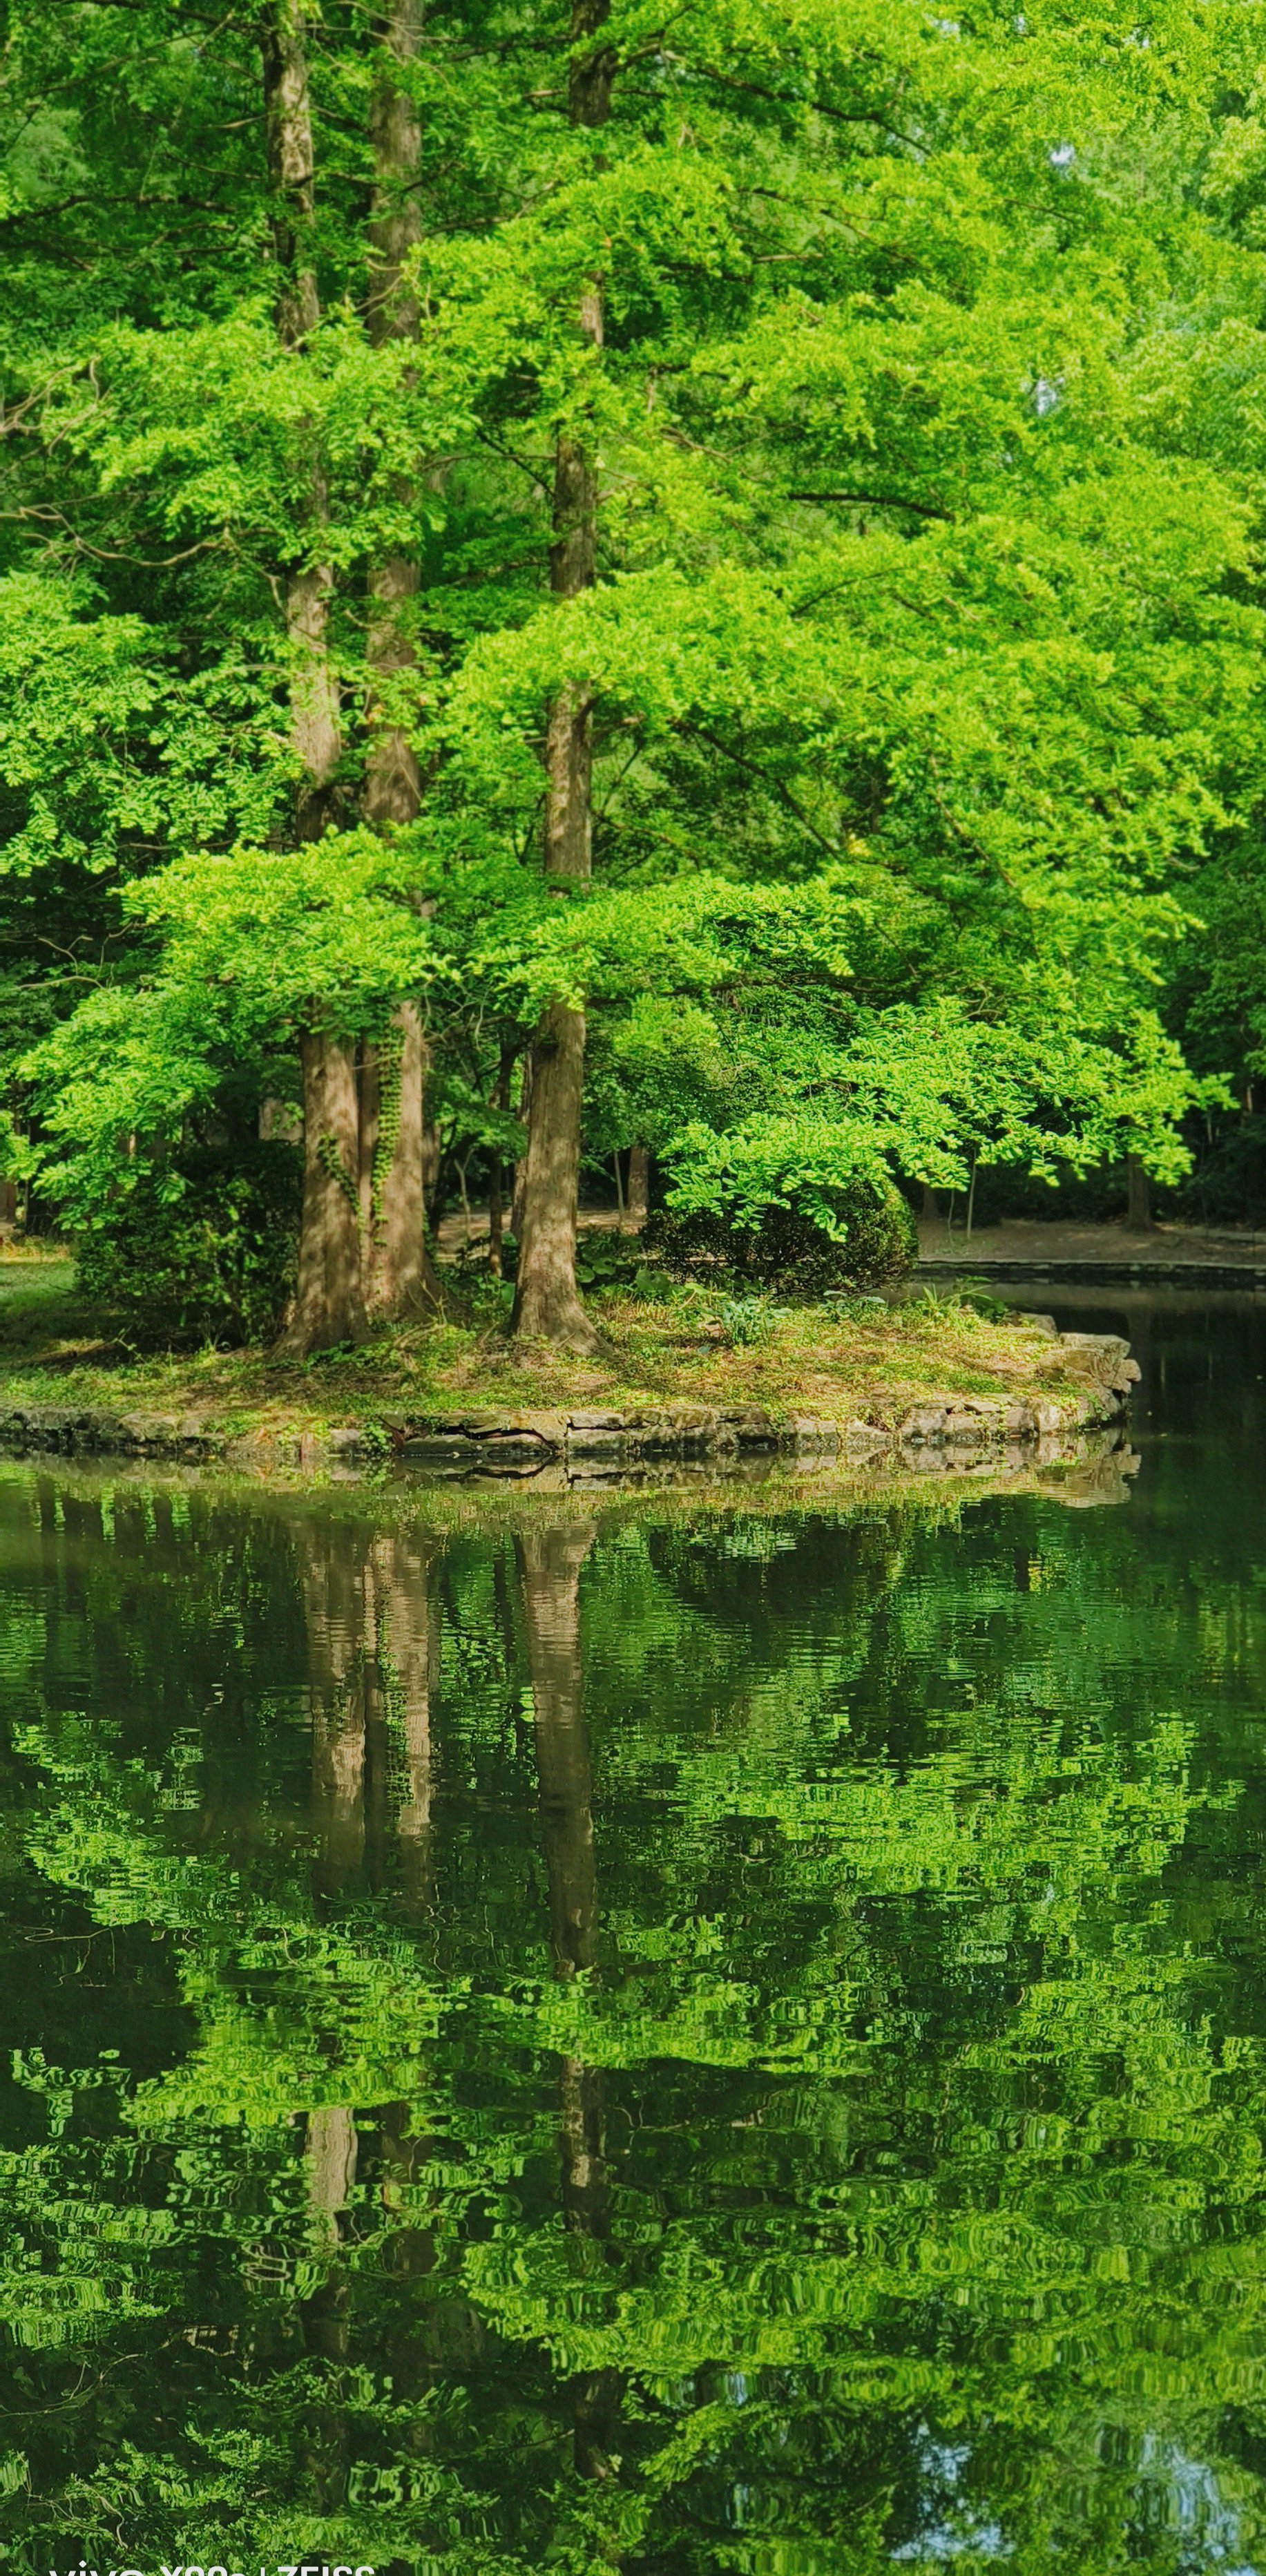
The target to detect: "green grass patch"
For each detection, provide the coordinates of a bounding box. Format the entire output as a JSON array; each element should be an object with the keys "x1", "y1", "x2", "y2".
[{"x1": 0, "y1": 1259, "x2": 1105, "y2": 1439}]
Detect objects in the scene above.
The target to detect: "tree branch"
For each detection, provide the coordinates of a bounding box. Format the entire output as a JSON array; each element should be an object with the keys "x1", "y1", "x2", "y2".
[{"x1": 789, "y1": 489, "x2": 952, "y2": 519}]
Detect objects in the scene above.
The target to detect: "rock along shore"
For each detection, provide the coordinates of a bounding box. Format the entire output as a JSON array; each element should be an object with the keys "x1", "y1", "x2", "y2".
[{"x1": 0, "y1": 1329, "x2": 1138, "y2": 1481}]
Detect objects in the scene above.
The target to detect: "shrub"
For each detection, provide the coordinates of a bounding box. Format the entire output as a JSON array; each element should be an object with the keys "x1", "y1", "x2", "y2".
[
  {"x1": 76, "y1": 1143, "x2": 300, "y2": 1344},
  {"x1": 649, "y1": 1181, "x2": 916, "y2": 1295},
  {"x1": 574, "y1": 1232, "x2": 647, "y2": 1292}
]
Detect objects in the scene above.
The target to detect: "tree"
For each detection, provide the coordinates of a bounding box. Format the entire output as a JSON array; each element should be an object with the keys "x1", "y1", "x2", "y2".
[
  {"x1": 7, "y1": 0, "x2": 1266, "y2": 1344},
  {"x1": 510, "y1": 1, "x2": 615, "y2": 1349},
  {"x1": 360, "y1": 0, "x2": 440, "y2": 1328},
  {"x1": 262, "y1": 0, "x2": 340, "y2": 832}
]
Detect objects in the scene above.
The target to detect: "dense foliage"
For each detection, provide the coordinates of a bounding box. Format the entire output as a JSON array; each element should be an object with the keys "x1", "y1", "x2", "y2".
[{"x1": 6, "y1": 0, "x2": 1266, "y2": 1329}]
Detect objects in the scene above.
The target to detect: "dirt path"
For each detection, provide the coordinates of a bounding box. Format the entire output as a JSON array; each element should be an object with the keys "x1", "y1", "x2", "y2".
[
  {"x1": 918, "y1": 1215, "x2": 1266, "y2": 1269},
  {"x1": 439, "y1": 1203, "x2": 1266, "y2": 1273}
]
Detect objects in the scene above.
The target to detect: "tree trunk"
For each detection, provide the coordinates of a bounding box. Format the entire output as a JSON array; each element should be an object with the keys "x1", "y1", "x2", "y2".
[
  {"x1": 512, "y1": 1003, "x2": 593, "y2": 1346},
  {"x1": 287, "y1": 566, "x2": 342, "y2": 841},
  {"x1": 626, "y1": 1141, "x2": 649, "y2": 1232},
  {"x1": 488, "y1": 1161, "x2": 504, "y2": 1274},
  {"x1": 262, "y1": 0, "x2": 341, "y2": 836},
  {"x1": 285, "y1": 1029, "x2": 367, "y2": 1352},
  {"x1": 262, "y1": 3, "x2": 361, "y2": 1349},
  {"x1": 487, "y1": 1044, "x2": 516, "y2": 1275},
  {"x1": 361, "y1": 1002, "x2": 434, "y2": 1320},
  {"x1": 360, "y1": 0, "x2": 440, "y2": 1322},
  {"x1": 511, "y1": 4, "x2": 614, "y2": 1351},
  {"x1": 261, "y1": 0, "x2": 320, "y2": 350},
  {"x1": 1126, "y1": 1152, "x2": 1153, "y2": 1232},
  {"x1": 510, "y1": 1049, "x2": 532, "y2": 1241}
]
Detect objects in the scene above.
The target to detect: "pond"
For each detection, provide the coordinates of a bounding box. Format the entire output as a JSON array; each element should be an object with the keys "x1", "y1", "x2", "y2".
[{"x1": 5, "y1": 1289, "x2": 1266, "y2": 2574}]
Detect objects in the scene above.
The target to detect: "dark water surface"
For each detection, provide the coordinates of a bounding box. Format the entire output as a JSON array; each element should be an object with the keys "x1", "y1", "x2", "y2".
[{"x1": 5, "y1": 1294, "x2": 1266, "y2": 2573}]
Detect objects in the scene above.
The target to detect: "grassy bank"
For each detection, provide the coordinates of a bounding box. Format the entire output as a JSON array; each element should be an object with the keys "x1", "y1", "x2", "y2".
[{"x1": 0, "y1": 1255, "x2": 1122, "y2": 1441}]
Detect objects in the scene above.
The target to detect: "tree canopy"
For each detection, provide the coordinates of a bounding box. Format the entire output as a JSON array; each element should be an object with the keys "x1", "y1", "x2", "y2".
[{"x1": 4, "y1": 0, "x2": 1266, "y2": 1333}]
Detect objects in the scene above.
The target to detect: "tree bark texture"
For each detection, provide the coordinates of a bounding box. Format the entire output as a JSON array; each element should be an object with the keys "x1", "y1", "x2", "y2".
[
  {"x1": 511, "y1": 0, "x2": 613, "y2": 1350},
  {"x1": 513, "y1": 1004, "x2": 591, "y2": 1344},
  {"x1": 626, "y1": 1141, "x2": 649, "y2": 1231},
  {"x1": 359, "y1": 1003, "x2": 433, "y2": 1319},
  {"x1": 262, "y1": 0, "x2": 320, "y2": 346},
  {"x1": 287, "y1": 564, "x2": 343, "y2": 842},
  {"x1": 364, "y1": 0, "x2": 423, "y2": 834},
  {"x1": 510, "y1": 1050, "x2": 533, "y2": 1241},
  {"x1": 487, "y1": 1044, "x2": 515, "y2": 1274},
  {"x1": 287, "y1": 1030, "x2": 367, "y2": 1353},
  {"x1": 1126, "y1": 1152, "x2": 1153, "y2": 1231}
]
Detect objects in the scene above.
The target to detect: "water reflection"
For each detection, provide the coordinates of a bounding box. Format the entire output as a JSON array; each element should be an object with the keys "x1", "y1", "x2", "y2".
[{"x1": 3, "y1": 1301, "x2": 1266, "y2": 2567}]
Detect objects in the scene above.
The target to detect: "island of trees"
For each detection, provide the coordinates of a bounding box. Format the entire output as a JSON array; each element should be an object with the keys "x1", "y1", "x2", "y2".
[{"x1": 5, "y1": 0, "x2": 1266, "y2": 1353}]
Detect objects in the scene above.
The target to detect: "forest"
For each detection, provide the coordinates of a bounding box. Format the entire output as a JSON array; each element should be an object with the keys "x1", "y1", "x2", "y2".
[{"x1": 6, "y1": 0, "x2": 1266, "y2": 1353}]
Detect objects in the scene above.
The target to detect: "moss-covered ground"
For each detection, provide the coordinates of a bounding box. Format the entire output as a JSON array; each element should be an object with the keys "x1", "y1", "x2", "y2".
[{"x1": 0, "y1": 1253, "x2": 1108, "y2": 1439}]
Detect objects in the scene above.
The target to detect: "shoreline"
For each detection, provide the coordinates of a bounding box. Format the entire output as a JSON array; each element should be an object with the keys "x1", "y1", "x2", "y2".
[
  {"x1": 0, "y1": 1262, "x2": 1140, "y2": 1485},
  {"x1": 0, "y1": 1324, "x2": 1136, "y2": 1479},
  {"x1": 0, "y1": 1423, "x2": 1141, "y2": 1514}
]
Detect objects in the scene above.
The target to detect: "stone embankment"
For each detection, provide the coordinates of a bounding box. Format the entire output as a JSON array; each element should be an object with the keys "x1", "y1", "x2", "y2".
[{"x1": 0, "y1": 1328, "x2": 1138, "y2": 1480}]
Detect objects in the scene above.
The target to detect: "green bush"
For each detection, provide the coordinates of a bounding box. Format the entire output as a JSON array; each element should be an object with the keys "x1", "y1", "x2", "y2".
[
  {"x1": 574, "y1": 1231, "x2": 647, "y2": 1292},
  {"x1": 76, "y1": 1143, "x2": 300, "y2": 1344},
  {"x1": 649, "y1": 1182, "x2": 917, "y2": 1295}
]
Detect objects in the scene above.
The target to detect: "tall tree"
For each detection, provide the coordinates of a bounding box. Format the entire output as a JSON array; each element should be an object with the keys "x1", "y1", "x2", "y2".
[
  {"x1": 510, "y1": 0, "x2": 616, "y2": 1350},
  {"x1": 361, "y1": 0, "x2": 440, "y2": 1324},
  {"x1": 10, "y1": 0, "x2": 1266, "y2": 1334},
  {"x1": 265, "y1": 0, "x2": 367, "y2": 1353},
  {"x1": 273, "y1": 0, "x2": 443, "y2": 1351}
]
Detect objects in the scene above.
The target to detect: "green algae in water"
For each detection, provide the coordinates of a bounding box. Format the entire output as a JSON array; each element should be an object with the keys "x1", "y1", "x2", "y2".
[{"x1": 2, "y1": 1292, "x2": 1266, "y2": 2572}]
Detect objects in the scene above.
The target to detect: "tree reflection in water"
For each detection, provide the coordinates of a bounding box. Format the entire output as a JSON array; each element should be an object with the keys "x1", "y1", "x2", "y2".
[
  {"x1": 519, "y1": 1521, "x2": 623, "y2": 2497},
  {"x1": 1, "y1": 1304, "x2": 1266, "y2": 2568}
]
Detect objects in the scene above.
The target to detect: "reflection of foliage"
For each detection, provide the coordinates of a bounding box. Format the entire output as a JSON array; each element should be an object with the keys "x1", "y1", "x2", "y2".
[{"x1": 0, "y1": 1381, "x2": 1265, "y2": 2566}]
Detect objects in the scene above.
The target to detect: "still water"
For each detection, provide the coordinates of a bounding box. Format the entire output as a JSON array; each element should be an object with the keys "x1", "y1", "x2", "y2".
[{"x1": 3, "y1": 1292, "x2": 1266, "y2": 2573}]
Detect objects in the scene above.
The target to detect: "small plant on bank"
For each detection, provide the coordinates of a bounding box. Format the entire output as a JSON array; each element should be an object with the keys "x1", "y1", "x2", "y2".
[
  {"x1": 720, "y1": 1292, "x2": 780, "y2": 1347},
  {"x1": 918, "y1": 1278, "x2": 1013, "y2": 1324},
  {"x1": 574, "y1": 1233, "x2": 651, "y2": 1295}
]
